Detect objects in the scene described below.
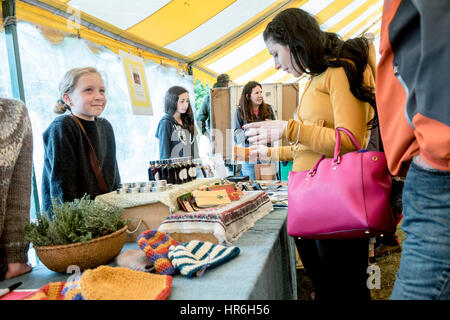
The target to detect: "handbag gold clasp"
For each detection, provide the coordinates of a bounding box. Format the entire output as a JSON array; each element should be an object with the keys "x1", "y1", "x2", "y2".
[
  {"x1": 306, "y1": 169, "x2": 316, "y2": 180},
  {"x1": 332, "y1": 156, "x2": 341, "y2": 170}
]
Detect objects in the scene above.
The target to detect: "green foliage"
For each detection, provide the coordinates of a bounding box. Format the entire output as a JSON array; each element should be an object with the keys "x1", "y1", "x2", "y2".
[
  {"x1": 194, "y1": 80, "x2": 210, "y2": 112},
  {"x1": 24, "y1": 195, "x2": 126, "y2": 247}
]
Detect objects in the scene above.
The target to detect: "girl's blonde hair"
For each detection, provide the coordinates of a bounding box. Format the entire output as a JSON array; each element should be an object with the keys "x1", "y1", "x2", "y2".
[{"x1": 54, "y1": 67, "x2": 102, "y2": 114}]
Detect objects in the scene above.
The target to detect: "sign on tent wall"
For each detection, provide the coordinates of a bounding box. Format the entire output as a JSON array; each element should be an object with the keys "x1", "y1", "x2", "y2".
[{"x1": 119, "y1": 50, "x2": 153, "y2": 115}]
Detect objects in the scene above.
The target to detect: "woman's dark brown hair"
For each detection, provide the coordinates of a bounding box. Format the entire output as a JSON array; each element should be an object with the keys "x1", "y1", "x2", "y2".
[
  {"x1": 238, "y1": 81, "x2": 273, "y2": 123},
  {"x1": 263, "y1": 8, "x2": 377, "y2": 127},
  {"x1": 164, "y1": 86, "x2": 195, "y2": 136}
]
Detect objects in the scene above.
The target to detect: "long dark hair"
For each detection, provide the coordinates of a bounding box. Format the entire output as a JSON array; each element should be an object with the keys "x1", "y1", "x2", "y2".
[
  {"x1": 238, "y1": 81, "x2": 273, "y2": 123},
  {"x1": 164, "y1": 86, "x2": 195, "y2": 135},
  {"x1": 263, "y1": 8, "x2": 377, "y2": 127}
]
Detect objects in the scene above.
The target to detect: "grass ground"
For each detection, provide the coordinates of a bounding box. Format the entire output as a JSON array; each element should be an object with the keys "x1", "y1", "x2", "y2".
[{"x1": 296, "y1": 223, "x2": 406, "y2": 300}]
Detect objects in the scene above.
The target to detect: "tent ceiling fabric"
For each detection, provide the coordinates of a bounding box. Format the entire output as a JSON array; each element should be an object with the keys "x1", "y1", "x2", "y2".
[{"x1": 17, "y1": 0, "x2": 383, "y2": 85}]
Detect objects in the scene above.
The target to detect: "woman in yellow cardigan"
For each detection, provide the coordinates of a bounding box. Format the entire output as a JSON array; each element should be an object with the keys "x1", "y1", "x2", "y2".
[{"x1": 244, "y1": 8, "x2": 377, "y2": 301}]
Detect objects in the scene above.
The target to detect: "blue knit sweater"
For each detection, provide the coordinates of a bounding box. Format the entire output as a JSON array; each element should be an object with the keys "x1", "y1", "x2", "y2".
[{"x1": 41, "y1": 114, "x2": 121, "y2": 213}]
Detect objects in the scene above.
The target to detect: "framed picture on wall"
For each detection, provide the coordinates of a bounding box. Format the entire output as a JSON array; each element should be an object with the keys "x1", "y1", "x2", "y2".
[{"x1": 119, "y1": 50, "x2": 153, "y2": 116}]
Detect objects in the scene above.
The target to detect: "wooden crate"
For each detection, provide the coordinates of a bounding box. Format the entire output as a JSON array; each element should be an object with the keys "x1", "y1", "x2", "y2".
[{"x1": 123, "y1": 201, "x2": 172, "y2": 242}]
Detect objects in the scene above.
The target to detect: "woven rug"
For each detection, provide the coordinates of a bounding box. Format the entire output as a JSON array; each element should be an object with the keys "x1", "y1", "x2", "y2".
[{"x1": 158, "y1": 191, "x2": 274, "y2": 244}]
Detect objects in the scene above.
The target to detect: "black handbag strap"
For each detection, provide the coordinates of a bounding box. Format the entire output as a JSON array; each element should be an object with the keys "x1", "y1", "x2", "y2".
[{"x1": 70, "y1": 115, "x2": 108, "y2": 194}]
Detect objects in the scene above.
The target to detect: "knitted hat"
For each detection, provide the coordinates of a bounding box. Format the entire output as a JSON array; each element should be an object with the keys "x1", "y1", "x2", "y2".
[
  {"x1": 168, "y1": 240, "x2": 240, "y2": 278},
  {"x1": 115, "y1": 249, "x2": 154, "y2": 272},
  {"x1": 80, "y1": 266, "x2": 172, "y2": 300},
  {"x1": 137, "y1": 229, "x2": 179, "y2": 275}
]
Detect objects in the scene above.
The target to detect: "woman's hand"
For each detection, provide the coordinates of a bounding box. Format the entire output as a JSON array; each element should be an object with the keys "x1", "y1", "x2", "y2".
[
  {"x1": 249, "y1": 145, "x2": 270, "y2": 161},
  {"x1": 243, "y1": 119, "x2": 288, "y2": 145}
]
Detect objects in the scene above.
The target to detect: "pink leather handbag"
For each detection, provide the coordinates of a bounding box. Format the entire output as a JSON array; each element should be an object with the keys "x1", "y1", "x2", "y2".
[{"x1": 287, "y1": 127, "x2": 396, "y2": 239}]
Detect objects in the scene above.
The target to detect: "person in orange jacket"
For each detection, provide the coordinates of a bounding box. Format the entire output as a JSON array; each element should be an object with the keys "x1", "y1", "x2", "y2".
[{"x1": 377, "y1": 0, "x2": 450, "y2": 300}]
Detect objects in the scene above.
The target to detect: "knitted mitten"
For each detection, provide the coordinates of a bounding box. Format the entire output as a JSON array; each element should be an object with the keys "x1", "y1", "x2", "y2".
[
  {"x1": 137, "y1": 230, "x2": 179, "y2": 275},
  {"x1": 168, "y1": 240, "x2": 240, "y2": 278}
]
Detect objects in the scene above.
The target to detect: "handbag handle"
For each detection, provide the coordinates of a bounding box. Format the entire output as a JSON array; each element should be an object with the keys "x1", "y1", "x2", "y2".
[
  {"x1": 307, "y1": 127, "x2": 362, "y2": 177},
  {"x1": 70, "y1": 115, "x2": 109, "y2": 194},
  {"x1": 334, "y1": 127, "x2": 362, "y2": 157}
]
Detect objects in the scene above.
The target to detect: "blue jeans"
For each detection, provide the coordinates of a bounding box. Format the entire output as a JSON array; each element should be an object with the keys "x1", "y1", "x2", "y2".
[
  {"x1": 391, "y1": 162, "x2": 450, "y2": 300},
  {"x1": 240, "y1": 162, "x2": 256, "y2": 180}
]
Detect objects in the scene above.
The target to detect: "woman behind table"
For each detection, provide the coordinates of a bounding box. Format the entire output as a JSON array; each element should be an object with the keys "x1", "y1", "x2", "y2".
[
  {"x1": 0, "y1": 98, "x2": 33, "y2": 280},
  {"x1": 156, "y1": 86, "x2": 197, "y2": 160},
  {"x1": 41, "y1": 67, "x2": 121, "y2": 213},
  {"x1": 234, "y1": 81, "x2": 276, "y2": 180},
  {"x1": 244, "y1": 8, "x2": 377, "y2": 301}
]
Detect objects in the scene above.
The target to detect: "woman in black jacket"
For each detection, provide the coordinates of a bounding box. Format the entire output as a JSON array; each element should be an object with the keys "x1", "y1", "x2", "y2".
[{"x1": 156, "y1": 86, "x2": 197, "y2": 160}]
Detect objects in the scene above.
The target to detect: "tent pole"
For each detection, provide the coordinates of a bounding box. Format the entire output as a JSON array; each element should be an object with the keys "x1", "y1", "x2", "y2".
[{"x1": 2, "y1": 0, "x2": 25, "y2": 101}]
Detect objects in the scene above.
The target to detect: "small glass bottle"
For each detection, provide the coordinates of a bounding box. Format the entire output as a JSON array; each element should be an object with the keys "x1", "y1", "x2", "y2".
[
  {"x1": 188, "y1": 157, "x2": 197, "y2": 181},
  {"x1": 179, "y1": 158, "x2": 188, "y2": 184},
  {"x1": 173, "y1": 159, "x2": 182, "y2": 185},
  {"x1": 168, "y1": 159, "x2": 176, "y2": 185},
  {"x1": 148, "y1": 160, "x2": 155, "y2": 181},
  {"x1": 184, "y1": 157, "x2": 192, "y2": 182},
  {"x1": 154, "y1": 161, "x2": 161, "y2": 181},
  {"x1": 160, "y1": 159, "x2": 168, "y2": 181}
]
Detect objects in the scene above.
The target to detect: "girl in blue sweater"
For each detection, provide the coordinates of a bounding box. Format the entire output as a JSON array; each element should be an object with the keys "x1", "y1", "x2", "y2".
[{"x1": 41, "y1": 67, "x2": 121, "y2": 213}]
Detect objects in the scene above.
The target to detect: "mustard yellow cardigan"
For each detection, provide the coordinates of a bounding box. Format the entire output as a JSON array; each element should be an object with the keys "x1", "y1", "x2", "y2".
[{"x1": 269, "y1": 44, "x2": 377, "y2": 172}]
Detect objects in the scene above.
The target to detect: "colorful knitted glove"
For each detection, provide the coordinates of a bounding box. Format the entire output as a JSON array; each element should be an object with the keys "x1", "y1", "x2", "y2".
[
  {"x1": 168, "y1": 240, "x2": 240, "y2": 278},
  {"x1": 137, "y1": 229, "x2": 179, "y2": 275}
]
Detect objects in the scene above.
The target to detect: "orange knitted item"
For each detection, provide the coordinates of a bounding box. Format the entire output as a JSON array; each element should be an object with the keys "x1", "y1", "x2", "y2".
[
  {"x1": 25, "y1": 282, "x2": 66, "y2": 300},
  {"x1": 137, "y1": 229, "x2": 179, "y2": 275},
  {"x1": 234, "y1": 146, "x2": 250, "y2": 161},
  {"x1": 80, "y1": 266, "x2": 172, "y2": 300}
]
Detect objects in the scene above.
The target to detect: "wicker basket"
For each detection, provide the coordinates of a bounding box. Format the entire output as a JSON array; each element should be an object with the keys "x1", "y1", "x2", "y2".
[{"x1": 34, "y1": 226, "x2": 128, "y2": 273}]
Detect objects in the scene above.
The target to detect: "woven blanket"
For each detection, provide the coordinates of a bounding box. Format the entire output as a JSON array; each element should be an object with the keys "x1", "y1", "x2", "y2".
[
  {"x1": 95, "y1": 178, "x2": 219, "y2": 211},
  {"x1": 158, "y1": 191, "x2": 273, "y2": 244}
]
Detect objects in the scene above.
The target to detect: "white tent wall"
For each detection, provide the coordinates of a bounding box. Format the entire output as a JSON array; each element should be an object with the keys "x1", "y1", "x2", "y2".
[
  {"x1": 0, "y1": 30, "x2": 13, "y2": 97},
  {"x1": 0, "y1": 20, "x2": 195, "y2": 211}
]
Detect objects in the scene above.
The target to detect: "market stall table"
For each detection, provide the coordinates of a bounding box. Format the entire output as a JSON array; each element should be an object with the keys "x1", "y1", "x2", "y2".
[{"x1": 0, "y1": 209, "x2": 297, "y2": 300}]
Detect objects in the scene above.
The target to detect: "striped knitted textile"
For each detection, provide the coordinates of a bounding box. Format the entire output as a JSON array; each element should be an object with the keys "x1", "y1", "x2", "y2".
[
  {"x1": 137, "y1": 230, "x2": 179, "y2": 275},
  {"x1": 25, "y1": 282, "x2": 66, "y2": 300},
  {"x1": 168, "y1": 240, "x2": 240, "y2": 278}
]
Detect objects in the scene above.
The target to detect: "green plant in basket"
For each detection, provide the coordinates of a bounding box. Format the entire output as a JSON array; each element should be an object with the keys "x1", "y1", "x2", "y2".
[{"x1": 24, "y1": 195, "x2": 127, "y2": 247}]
